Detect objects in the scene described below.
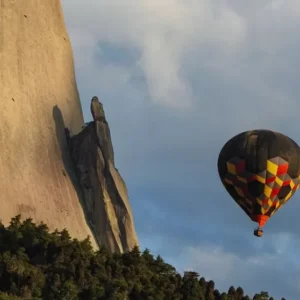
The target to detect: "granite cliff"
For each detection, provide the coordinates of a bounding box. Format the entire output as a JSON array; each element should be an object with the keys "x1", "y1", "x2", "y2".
[
  {"x1": 67, "y1": 97, "x2": 138, "y2": 253},
  {"x1": 0, "y1": 0, "x2": 138, "y2": 252}
]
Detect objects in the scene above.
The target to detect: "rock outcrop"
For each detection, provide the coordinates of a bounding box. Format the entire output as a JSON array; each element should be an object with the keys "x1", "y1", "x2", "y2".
[
  {"x1": 0, "y1": 0, "x2": 138, "y2": 252},
  {"x1": 67, "y1": 97, "x2": 138, "y2": 253}
]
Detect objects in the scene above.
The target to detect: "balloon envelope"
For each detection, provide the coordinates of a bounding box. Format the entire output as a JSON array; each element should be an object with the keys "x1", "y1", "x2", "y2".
[{"x1": 218, "y1": 129, "x2": 300, "y2": 228}]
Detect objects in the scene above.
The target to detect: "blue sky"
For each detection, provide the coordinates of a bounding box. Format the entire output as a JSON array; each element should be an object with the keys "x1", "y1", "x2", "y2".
[{"x1": 62, "y1": 1, "x2": 300, "y2": 298}]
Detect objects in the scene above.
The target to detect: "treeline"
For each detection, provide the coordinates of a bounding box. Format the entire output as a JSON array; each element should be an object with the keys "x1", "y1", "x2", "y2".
[{"x1": 0, "y1": 215, "x2": 282, "y2": 300}]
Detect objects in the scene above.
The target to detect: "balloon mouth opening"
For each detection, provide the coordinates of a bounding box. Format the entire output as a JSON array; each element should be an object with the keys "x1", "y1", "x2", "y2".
[{"x1": 251, "y1": 214, "x2": 269, "y2": 227}]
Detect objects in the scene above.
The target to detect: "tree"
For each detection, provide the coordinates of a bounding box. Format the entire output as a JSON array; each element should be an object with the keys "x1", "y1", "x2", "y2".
[
  {"x1": 0, "y1": 216, "x2": 281, "y2": 300},
  {"x1": 236, "y1": 287, "x2": 244, "y2": 300},
  {"x1": 228, "y1": 286, "x2": 237, "y2": 299}
]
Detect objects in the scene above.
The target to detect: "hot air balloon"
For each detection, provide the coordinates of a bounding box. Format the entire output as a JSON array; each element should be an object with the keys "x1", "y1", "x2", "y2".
[{"x1": 217, "y1": 130, "x2": 300, "y2": 237}]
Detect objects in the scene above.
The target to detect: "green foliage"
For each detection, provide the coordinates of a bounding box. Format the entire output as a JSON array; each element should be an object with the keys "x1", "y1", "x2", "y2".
[{"x1": 0, "y1": 216, "x2": 280, "y2": 300}]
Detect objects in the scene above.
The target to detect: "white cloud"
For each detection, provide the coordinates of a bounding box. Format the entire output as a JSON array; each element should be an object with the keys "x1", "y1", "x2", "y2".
[
  {"x1": 182, "y1": 245, "x2": 238, "y2": 280},
  {"x1": 177, "y1": 239, "x2": 299, "y2": 298},
  {"x1": 62, "y1": 0, "x2": 246, "y2": 109},
  {"x1": 180, "y1": 244, "x2": 275, "y2": 279},
  {"x1": 61, "y1": 0, "x2": 300, "y2": 136}
]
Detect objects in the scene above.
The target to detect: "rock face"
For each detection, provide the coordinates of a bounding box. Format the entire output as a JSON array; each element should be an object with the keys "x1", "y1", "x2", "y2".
[
  {"x1": 0, "y1": 0, "x2": 138, "y2": 252},
  {"x1": 68, "y1": 97, "x2": 139, "y2": 253}
]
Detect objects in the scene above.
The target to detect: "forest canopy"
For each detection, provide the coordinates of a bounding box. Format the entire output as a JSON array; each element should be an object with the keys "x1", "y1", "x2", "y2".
[{"x1": 0, "y1": 215, "x2": 282, "y2": 300}]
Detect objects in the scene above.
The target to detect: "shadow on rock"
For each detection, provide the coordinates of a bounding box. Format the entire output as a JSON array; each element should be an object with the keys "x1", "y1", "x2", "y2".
[{"x1": 52, "y1": 105, "x2": 94, "y2": 240}]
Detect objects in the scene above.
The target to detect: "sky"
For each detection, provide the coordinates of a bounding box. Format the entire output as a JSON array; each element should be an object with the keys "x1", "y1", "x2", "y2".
[{"x1": 61, "y1": 1, "x2": 300, "y2": 298}]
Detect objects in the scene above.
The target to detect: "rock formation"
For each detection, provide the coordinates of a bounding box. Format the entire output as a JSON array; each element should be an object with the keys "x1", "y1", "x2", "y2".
[
  {"x1": 68, "y1": 97, "x2": 138, "y2": 253},
  {"x1": 0, "y1": 0, "x2": 138, "y2": 252}
]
